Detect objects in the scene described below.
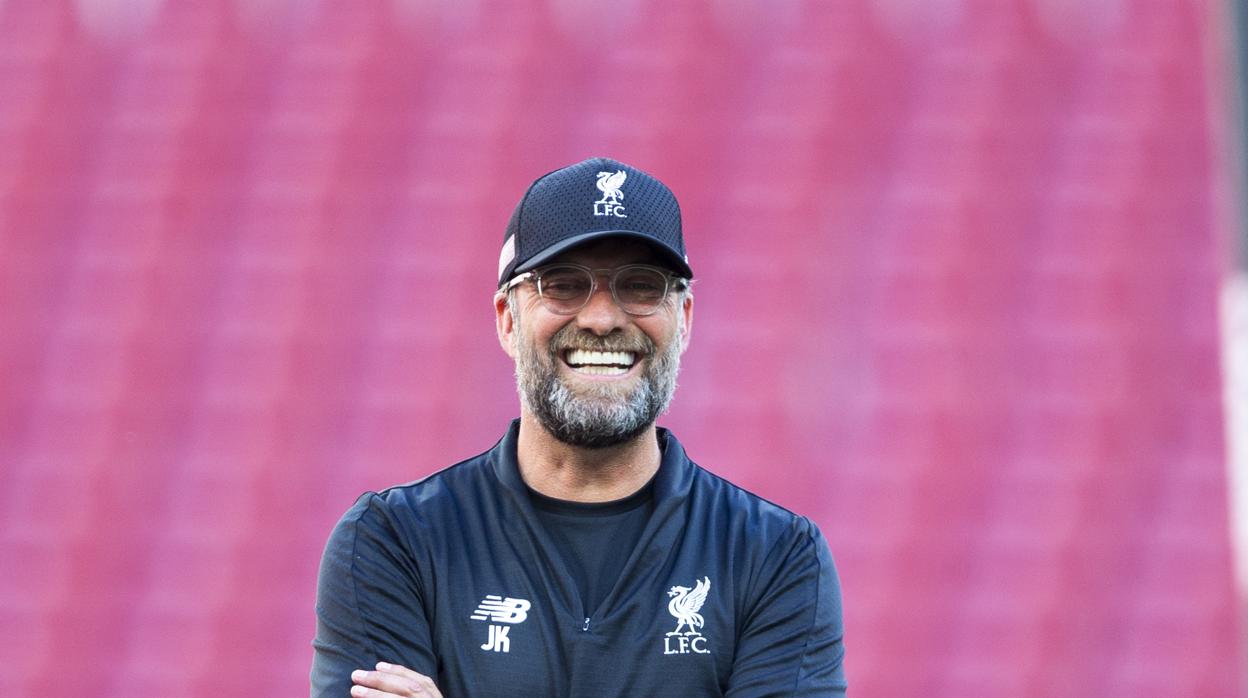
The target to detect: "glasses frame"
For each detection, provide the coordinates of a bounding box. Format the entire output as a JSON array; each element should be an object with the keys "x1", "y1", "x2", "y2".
[{"x1": 503, "y1": 263, "x2": 689, "y2": 317}]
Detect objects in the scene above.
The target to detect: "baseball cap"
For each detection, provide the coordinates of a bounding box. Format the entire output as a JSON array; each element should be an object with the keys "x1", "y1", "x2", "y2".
[{"x1": 497, "y1": 157, "x2": 693, "y2": 286}]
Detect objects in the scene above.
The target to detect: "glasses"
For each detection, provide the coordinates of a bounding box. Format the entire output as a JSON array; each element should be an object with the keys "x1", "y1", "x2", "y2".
[{"x1": 503, "y1": 263, "x2": 688, "y2": 316}]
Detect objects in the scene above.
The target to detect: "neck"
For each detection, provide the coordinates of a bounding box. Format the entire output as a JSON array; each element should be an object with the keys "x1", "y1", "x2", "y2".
[{"x1": 515, "y1": 407, "x2": 662, "y2": 503}]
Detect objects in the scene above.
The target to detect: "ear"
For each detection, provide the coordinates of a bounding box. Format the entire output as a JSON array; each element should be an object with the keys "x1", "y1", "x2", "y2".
[
  {"x1": 495, "y1": 291, "x2": 517, "y2": 359},
  {"x1": 678, "y1": 293, "x2": 694, "y2": 353}
]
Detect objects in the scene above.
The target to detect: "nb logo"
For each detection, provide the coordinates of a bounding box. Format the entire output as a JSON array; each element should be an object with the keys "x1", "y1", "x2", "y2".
[
  {"x1": 471, "y1": 595, "x2": 531, "y2": 654},
  {"x1": 470, "y1": 595, "x2": 531, "y2": 624}
]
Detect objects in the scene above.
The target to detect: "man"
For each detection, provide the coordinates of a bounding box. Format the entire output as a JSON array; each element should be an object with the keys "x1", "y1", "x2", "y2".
[{"x1": 311, "y1": 157, "x2": 846, "y2": 696}]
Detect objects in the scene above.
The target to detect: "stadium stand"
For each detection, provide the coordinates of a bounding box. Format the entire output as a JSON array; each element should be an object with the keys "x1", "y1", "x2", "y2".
[{"x1": 0, "y1": 0, "x2": 1238, "y2": 695}]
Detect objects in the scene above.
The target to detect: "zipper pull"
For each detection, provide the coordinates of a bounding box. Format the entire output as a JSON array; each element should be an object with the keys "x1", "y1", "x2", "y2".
[{"x1": 582, "y1": 617, "x2": 591, "y2": 632}]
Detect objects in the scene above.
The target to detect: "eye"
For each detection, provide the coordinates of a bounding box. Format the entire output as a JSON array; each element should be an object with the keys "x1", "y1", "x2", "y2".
[
  {"x1": 617, "y1": 270, "x2": 666, "y2": 299},
  {"x1": 539, "y1": 269, "x2": 591, "y2": 299}
]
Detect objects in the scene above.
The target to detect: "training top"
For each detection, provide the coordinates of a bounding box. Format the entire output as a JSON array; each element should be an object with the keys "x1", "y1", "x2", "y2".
[
  {"x1": 311, "y1": 421, "x2": 846, "y2": 697},
  {"x1": 527, "y1": 477, "x2": 656, "y2": 617}
]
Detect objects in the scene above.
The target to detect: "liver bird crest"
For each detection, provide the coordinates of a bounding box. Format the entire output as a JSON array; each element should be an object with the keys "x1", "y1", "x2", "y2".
[
  {"x1": 595, "y1": 170, "x2": 627, "y2": 204},
  {"x1": 666, "y1": 576, "x2": 710, "y2": 636}
]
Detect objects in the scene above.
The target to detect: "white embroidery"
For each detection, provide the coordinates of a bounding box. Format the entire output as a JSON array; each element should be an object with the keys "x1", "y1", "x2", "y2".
[
  {"x1": 594, "y1": 170, "x2": 628, "y2": 218},
  {"x1": 471, "y1": 594, "x2": 531, "y2": 653},
  {"x1": 663, "y1": 577, "x2": 711, "y2": 655}
]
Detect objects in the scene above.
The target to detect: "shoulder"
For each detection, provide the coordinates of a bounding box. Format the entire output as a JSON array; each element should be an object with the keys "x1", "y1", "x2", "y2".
[
  {"x1": 376, "y1": 448, "x2": 496, "y2": 506},
  {"x1": 327, "y1": 447, "x2": 500, "y2": 549},
  {"x1": 685, "y1": 460, "x2": 822, "y2": 544},
  {"x1": 673, "y1": 458, "x2": 837, "y2": 625}
]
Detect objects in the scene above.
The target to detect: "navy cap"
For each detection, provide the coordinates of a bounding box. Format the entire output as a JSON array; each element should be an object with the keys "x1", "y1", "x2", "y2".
[{"x1": 497, "y1": 157, "x2": 693, "y2": 286}]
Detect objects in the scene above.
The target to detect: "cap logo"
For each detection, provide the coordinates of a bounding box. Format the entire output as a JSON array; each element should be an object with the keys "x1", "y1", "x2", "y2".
[{"x1": 593, "y1": 170, "x2": 628, "y2": 218}]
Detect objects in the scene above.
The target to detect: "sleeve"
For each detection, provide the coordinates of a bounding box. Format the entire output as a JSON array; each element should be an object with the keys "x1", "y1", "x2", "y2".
[
  {"x1": 725, "y1": 516, "x2": 846, "y2": 697},
  {"x1": 310, "y1": 493, "x2": 439, "y2": 696}
]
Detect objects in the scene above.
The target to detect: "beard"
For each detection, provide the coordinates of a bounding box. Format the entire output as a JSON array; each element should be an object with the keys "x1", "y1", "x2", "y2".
[{"x1": 512, "y1": 310, "x2": 683, "y2": 449}]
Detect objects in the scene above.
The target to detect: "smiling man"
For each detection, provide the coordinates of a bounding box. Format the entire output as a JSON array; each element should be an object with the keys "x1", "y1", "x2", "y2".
[{"x1": 311, "y1": 157, "x2": 846, "y2": 697}]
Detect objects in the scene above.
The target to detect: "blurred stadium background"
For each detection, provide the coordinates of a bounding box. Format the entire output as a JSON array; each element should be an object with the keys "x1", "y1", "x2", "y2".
[{"x1": 1, "y1": 0, "x2": 1245, "y2": 695}]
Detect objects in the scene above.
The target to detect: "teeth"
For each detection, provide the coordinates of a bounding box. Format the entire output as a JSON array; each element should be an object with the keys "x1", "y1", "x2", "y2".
[
  {"x1": 565, "y1": 350, "x2": 636, "y2": 368},
  {"x1": 572, "y1": 365, "x2": 629, "y2": 376}
]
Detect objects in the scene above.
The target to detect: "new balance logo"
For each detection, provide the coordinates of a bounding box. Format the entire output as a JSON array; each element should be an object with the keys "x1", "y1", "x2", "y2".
[
  {"x1": 470, "y1": 595, "x2": 531, "y2": 653},
  {"x1": 470, "y1": 595, "x2": 531, "y2": 624}
]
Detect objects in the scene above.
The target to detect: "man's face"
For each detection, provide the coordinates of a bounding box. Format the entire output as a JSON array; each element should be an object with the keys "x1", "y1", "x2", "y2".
[{"x1": 496, "y1": 239, "x2": 693, "y2": 449}]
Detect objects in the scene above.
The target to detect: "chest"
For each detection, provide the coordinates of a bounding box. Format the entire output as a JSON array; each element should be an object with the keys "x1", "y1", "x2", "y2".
[{"x1": 427, "y1": 533, "x2": 737, "y2": 696}]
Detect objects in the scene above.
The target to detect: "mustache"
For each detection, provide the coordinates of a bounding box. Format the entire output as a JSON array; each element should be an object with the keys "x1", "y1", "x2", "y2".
[{"x1": 548, "y1": 324, "x2": 654, "y2": 356}]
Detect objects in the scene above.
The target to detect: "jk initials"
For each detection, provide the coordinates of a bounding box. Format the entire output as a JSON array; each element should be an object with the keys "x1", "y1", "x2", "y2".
[
  {"x1": 593, "y1": 203, "x2": 627, "y2": 218},
  {"x1": 482, "y1": 624, "x2": 510, "y2": 653}
]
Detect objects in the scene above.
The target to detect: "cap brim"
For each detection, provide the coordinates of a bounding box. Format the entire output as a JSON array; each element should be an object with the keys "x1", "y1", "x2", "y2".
[{"x1": 512, "y1": 230, "x2": 693, "y2": 280}]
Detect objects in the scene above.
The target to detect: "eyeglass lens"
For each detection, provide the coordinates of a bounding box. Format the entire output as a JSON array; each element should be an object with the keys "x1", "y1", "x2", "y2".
[{"x1": 538, "y1": 265, "x2": 670, "y2": 314}]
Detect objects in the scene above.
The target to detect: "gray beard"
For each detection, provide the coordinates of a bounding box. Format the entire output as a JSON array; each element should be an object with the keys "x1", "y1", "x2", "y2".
[{"x1": 513, "y1": 313, "x2": 683, "y2": 449}]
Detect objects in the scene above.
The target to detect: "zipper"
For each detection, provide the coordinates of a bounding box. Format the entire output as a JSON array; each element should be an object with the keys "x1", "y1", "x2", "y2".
[{"x1": 582, "y1": 617, "x2": 591, "y2": 632}]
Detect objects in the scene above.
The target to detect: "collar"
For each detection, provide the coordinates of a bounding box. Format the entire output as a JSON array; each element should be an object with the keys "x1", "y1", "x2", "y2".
[
  {"x1": 489, "y1": 418, "x2": 695, "y2": 505},
  {"x1": 486, "y1": 418, "x2": 697, "y2": 619}
]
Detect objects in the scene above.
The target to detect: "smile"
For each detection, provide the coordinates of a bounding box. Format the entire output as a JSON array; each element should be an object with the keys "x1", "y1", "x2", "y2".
[{"x1": 563, "y1": 349, "x2": 638, "y2": 376}]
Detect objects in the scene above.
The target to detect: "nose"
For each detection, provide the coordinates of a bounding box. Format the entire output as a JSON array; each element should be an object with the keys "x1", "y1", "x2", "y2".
[{"x1": 575, "y1": 281, "x2": 629, "y2": 336}]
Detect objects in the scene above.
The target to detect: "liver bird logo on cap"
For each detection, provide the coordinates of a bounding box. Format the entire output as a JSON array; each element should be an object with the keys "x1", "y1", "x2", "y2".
[{"x1": 595, "y1": 170, "x2": 627, "y2": 205}]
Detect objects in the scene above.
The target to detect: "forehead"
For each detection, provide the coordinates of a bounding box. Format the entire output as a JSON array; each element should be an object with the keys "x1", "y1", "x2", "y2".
[{"x1": 550, "y1": 238, "x2": 663, "y2": 268}]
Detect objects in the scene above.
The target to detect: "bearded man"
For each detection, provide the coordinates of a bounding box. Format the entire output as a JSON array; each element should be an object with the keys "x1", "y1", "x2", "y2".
[{"x1": 311, "y1": 158, "x2": 846, "y2": 697}]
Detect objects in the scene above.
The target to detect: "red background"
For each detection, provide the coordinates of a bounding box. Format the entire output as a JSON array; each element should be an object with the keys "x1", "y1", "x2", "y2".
[{"x1": 0, "y1": 0, "x2": 1239, "y2": 695}]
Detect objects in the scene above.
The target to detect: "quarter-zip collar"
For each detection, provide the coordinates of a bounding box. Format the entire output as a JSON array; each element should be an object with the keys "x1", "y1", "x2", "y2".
[{"x1": 487, "y1": 419, "x2": 697, "y2": 623}]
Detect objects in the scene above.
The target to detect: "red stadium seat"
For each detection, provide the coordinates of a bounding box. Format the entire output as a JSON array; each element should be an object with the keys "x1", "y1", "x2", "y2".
[{"x1": 0, "y1": 0, "x2": 1237, "y2": 695}]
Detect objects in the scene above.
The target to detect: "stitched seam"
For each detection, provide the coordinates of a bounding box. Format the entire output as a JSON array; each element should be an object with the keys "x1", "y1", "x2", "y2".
[
  {"x1": 746, "y1": 517, "x2": 798, "y2": 608},
  {"x1": 788, "y1": 520, "x2": 821, "y2": 695},
  {"x1": 347, "y1": 493, "x2": 382, "y2": 660}
]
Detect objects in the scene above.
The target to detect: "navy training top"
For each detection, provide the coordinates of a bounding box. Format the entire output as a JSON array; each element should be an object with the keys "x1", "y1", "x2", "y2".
[
  {"x1": 311, "y1": 420, "x2": 846, "y2": 696},
  {"x1": 529, "y1": 477, "x2": 656, "y2": 618}
]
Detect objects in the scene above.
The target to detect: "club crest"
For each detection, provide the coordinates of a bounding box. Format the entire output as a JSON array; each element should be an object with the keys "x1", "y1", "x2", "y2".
[
  {"x1": 594, "y1": 170, "x2": 628, "y2": 218},
  {"x1": 663, "y1": 576, "x2": 711, "y2": 655}
]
